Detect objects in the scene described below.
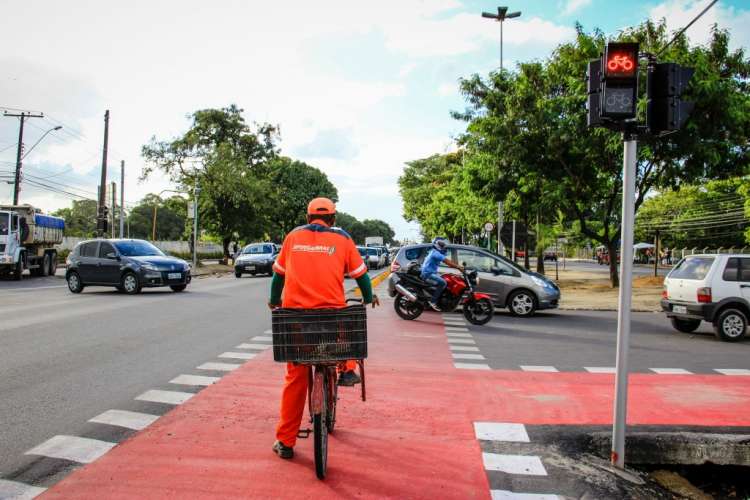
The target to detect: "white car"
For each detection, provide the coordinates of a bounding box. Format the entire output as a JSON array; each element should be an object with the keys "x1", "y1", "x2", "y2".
[{"x1": 661, "y1": 254, "x2": 750, "y2": 341}]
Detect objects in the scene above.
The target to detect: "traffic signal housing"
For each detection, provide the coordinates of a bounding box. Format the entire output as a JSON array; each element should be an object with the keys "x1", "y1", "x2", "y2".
[
  {"x1": 601, "y1": 42, "x2": 639, "y2": 119},
  {"x1": 647, "y1": 62, "x2": 694, "y2": 135},
  {"x1": 586, "y1": 58, "x2": 603, "y2": 127}
]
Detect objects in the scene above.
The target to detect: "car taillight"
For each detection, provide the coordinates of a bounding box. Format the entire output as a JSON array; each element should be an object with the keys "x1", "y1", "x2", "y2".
[
  {"x1": 391, "y1": 261, "x2": 401, "y2": 272},
  {"x1": 697, "y1": 287, "x2": 712, "y2": 303},
  {"x1": 661, "y1": 287, "x2": 668, "y2": 299}
]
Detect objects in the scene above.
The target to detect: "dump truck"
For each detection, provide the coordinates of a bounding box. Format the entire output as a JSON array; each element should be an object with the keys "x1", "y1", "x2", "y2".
[{"x1": 0, "y1": 204, "x2": 64, "y2": 280}]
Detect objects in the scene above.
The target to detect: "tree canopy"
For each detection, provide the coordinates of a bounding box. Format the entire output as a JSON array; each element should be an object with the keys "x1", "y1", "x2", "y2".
[{"x1": 53, "y1": 199, "x2": 97, "y2": 237}]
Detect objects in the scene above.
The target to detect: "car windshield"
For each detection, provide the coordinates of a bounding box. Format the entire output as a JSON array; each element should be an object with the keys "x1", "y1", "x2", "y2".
[
  {"x1": 0, "y1": 213, "x2": 8, "y2": 235},
  {"x1": 113, "y1": 240, "x2": 165, "y2": 257},
  {"x1": 367, "y1": 248, "x2": 378, "y2": 256},
  {"x1": 357, "y1": 248, "x2": 366, "y2": 256},
  {"x1": 669, "y1": 257, "x2": 715, "y2": 280},
  {"x1": 243, "y1": 244, "x2": 272, "y2": 254}
]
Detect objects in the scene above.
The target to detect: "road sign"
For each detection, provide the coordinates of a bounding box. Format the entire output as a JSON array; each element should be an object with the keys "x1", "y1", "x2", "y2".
[{"x1": 484, "y1": 222, "x2": 494, "y2": 232}]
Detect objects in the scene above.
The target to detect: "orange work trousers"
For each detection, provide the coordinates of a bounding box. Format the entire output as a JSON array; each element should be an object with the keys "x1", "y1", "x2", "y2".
[{"x1": 276, "y1": 360, "x2": 357, "y2": 447}]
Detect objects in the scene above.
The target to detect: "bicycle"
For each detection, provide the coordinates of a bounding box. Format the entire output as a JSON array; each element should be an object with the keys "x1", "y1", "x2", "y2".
[{"x1": 272, "y1": 298, "x2": 367, "y2": 479}]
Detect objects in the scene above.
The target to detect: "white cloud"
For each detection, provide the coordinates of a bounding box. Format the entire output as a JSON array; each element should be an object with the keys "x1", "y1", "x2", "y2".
[
  {"x1": 650, "y1": 0, "x2": 750, "y2": 50},
  {"x1": 562, "y1": 0, "x2": 592, "y2": 16},
  {"x1": 437, "y1": 82, "x2": 456, "y2": 97}
]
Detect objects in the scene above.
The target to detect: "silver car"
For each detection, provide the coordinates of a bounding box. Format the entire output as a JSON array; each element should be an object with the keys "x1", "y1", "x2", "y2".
[
  {"x1": 234, "y1": 242, "x2": 278, "y2": 277},
  {"x1": 388, "y1": 243, "x2": 560, "y2": 317}
]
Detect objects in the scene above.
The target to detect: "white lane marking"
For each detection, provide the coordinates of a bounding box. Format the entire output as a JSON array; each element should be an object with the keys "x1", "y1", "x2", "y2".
[
  {"x1": 454, "y1": 362, "x2": 491, "y2": 370},
  {"x1": 474, "y1": 422, "x2": 530, "y2": 443},
  {"x1": 445, "y1": 326, "x2": 469, "y2": 331},
  {"x1": 236, "y1": 343, "x2": 271, "y2": 350},
  {"x1": 197, "y1": 362, "x2": 241, "y2": 371},
  {"x1": 444, "y1": 321, "x2": 466, "y2": 325},
  {"x1": 521, "y1": 366, "x2": 559, "y2": 373},
  {"x1": 446, "y1": 332, "x2": 472, "y2": 338},
  {"x1": 136, "y1": 389, "x2": 194, "y2": 405},
  {"x1": 25, "y1": 435, "x2": 116, "y2": 464},
  {"x1": 715, "y1": 369, "x2": 750, "y2": 376},
  {"x1": 491, "y1": 490, "x2": 560, "y2": 500},
  {"x1": 584, "y1": 367, "x2": 616, "y2": 373},
  {"x1": 650, "y1": 368, "x2": 693, "y2": 375},
  {"x1": 0, "y1": 284, "x2": 66, "y2": 292},
  {"x1": 252, "y1": 336, "x2": 273, "y2": 341},
  {"x1": 449, "y1": 345, "x2": 480, "y2": 352},
  {"x1": 219, "y1": 351, "x2": 256, "y2": 360},
  {"x1": 89, "y1": 409, "x2": 159, "y2": 430},
  {"x1": 447, "y1": 338, "x2": 476, "y2": 344},
  {"x1": 0, "y1": 479, "x2": 46, "y2": 499},
  {"x1": 452, "y1": 353, "x2": 486, "y2": 360},
  {"x1": 482, "y1": 453, "x2": 548, "y2": 475},
  {"x1": 264, "y1": 329, "x2": 272, "y2": 334},
  {"x1": 170, "y1": 374, "x2": 220, "y2": 386}
]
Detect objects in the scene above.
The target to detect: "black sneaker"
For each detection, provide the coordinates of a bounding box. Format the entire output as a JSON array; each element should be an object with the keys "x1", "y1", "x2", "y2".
[
  {"x1": 428, "y1": 301, "x2": 442, "y2": 312},
  {"x1": 338, "y1": 370, "x2": 361, "y2": 387},
  {"x1": 272, "y1": 440, "x2": 294, "y2": 459}
]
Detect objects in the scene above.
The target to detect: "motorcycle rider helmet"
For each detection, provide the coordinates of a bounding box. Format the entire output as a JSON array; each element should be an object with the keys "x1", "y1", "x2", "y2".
[{"x1": 432, "y1": 237, "x2": 448, "y2": 254}]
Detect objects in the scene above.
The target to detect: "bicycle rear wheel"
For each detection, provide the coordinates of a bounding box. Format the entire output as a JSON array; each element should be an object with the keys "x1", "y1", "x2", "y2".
[
  {"x1": 313, "y1": 368, "x2": 328, "y2": 479},
  {"x1": 326, "y1": 368, "x2": 338, "y2": 433}
]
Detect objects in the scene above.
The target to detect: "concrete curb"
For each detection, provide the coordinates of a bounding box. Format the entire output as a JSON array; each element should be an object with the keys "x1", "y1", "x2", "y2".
[{"x1": 349, "y1": 269, "x2": 390, "y2": 296}]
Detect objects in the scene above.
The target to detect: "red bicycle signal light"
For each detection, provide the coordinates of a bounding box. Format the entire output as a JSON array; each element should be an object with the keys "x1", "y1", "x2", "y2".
[{"x1": 604, "y1": 43, "x2": 638, "y2": 78}]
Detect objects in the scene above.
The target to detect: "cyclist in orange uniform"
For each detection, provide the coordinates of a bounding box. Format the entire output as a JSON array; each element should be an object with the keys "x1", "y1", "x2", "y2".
[{"x1": 268, "y1": 197, "x2": 378, "y2": 459}]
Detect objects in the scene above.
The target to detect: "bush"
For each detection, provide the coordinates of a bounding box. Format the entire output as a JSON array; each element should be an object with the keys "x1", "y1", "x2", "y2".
[
  {"x1": 168, "y1": 250, "x2": 224, "y2": 261},
  {"x1": 57, "y1": 248, "x2": 70, "y2": 263}
]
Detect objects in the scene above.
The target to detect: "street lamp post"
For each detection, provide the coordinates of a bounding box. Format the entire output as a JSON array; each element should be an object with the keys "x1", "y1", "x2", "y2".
[
  {"x1": 151, "y1": 189, "x2": 182, "y2": 241},
  {"x1": 6, "y1": 121, "x2": 62, "y2": 204},
  {"x1": 193, "y1": 185, "x2": 201, "y2": 269},
  {"x1": 481, "y1": 6, "x2": 521, "y2": 71}
]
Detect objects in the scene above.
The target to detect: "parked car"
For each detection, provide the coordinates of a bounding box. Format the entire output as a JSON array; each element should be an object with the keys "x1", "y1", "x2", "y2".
[
  {"x1": 388, "y1": 243, "x2": 560, "y2": 317},
  {"x1": 662, "y1": 254, "x2": 750, "y2": 341},
  {"x1": 359, "y1": 246, "x2": 381, "y2": 269},
  {"x1": 66, "y1": 239, "x2": 191, "y2": 294},
  {"x1": 235, "y1": 242, "x2": 278, "y2": 277}
]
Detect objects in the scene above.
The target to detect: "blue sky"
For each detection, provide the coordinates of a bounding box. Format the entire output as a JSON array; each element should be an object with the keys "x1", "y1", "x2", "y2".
[{"x1": 1, "y1": 1, "x2": 748, "y2": 241}]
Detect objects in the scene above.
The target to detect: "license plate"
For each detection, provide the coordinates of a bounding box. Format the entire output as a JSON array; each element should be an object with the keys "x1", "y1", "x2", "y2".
[
  {"x1": 245, "y1": 265, "x2": 255, "y2": 271},
  {"x1": 168, "y1": 272, "x2": 182, "y2": 279},
  {"x1": 673, "y1": 305, "x2": 687, "y2": 314}
]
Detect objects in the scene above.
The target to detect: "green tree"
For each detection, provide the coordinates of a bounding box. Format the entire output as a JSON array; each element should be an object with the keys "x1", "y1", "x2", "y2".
[
  {"x1": 335, "y1": 211, "x2": 366, "y2": 243},
  {"x1": 456, "y1": 21, "x2": 750, "y2": 286},
  {"x1": 266, "y1": 156, "x2": 338, "y2": 240},
  {"x1": 141, "y1": 105, "x2": 278, "y2": 259},
  {"x1": 361, "y1": 219, "x2": 396, "y2": 244},
  {"x1": 127, "y1": 194, "x2": 186, "y2": 240},
  {"x1": 53, "y1": 199, "x2": 97, "y2": 237}
]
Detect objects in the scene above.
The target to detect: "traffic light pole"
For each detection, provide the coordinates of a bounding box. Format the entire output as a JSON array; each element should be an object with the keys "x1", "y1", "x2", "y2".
[{"x1": 611, "y1": 131, "x2": 637, "y2": 468}]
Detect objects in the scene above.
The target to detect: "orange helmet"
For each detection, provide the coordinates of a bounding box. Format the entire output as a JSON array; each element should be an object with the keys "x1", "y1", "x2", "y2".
[{"x1": 307, "y1": 197, "x2": 336, "y2": 215}]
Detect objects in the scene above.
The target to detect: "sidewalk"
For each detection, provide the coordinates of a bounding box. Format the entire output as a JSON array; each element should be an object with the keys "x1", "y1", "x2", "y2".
[{"x1": 42, "y1": 292, "x2": 750, "y2": 498}]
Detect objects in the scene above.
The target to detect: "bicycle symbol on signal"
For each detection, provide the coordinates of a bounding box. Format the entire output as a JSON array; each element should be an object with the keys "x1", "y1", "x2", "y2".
[{"x1": 607, "y1": 55, "x2": 634, "y2": 73}]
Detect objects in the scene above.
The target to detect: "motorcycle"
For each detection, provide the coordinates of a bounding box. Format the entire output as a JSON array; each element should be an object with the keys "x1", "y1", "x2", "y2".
[{"x1": 391, "y1": 264, "x2": 494, "y2": 325}]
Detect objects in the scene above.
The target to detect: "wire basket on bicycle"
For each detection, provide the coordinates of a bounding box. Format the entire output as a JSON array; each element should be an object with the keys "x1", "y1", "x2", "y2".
[{"x1": 272, "y1": 304, "x2": 367, "y2": 363}]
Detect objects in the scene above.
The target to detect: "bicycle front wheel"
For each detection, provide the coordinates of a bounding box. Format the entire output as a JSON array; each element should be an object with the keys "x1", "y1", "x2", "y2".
[
  {"x1": 313, "y1": 368, "x2": 328, "y2": 479},
  {"x1": 326, "y1": 369, "x2": 338, "y2": 433}
]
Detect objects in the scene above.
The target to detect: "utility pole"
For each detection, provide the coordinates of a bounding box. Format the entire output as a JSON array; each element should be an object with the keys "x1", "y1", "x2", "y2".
[
  {"x1": 111, "y1": 181, "x2": 116, "y2": 238},
  {"x1": 481, "y1": 6, "x2": 522, "y2": 71},
  {"x1": 497, "y1": 201, "x2": 504, "y2": 255},
  {"x1": 97, "y1": 110, "x2": 110, "y2": 237},
  {"x1": 653, "y1": 229, "x2": 660, "y2": 277},
  {"x1": 511, "y1": 220, "x2": 516, "y2": 262},
  {"x1": 120, "y1": 161, "x2": 125, "y2": 238},
  {"x1": 3, "y1": 111, "x2": 44, "y2": 205},
  {"x1": 193, "y1": 184, "x2": 201, "y2": 269}
]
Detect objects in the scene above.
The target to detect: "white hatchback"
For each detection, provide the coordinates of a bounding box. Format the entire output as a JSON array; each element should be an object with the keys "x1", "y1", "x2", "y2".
[{"x1": 662, "y1": 254, "x2": 750, "y2": 341}]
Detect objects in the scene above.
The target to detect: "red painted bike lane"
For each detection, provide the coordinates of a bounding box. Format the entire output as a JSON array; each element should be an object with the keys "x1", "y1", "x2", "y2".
[{"x1": 44, "y1": 303, "x2": 750, "y2": 499}]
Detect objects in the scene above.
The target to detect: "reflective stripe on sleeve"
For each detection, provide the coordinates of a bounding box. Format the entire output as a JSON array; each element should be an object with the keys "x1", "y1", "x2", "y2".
[{"x1": 350, "y1": 263, "x2": 367, "y2": 278}]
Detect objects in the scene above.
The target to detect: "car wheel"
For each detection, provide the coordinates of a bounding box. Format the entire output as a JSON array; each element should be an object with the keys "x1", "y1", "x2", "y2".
[
  {"x1": 714, "y1": 308, "x2": 747, "y2": 342},
  {"x1": 67, "y1": 272, "x2": 84, "y2": 293},
  {"x1": 13, "y1": 259, "x2": 23, "y2": 281},
  {"x1": 121, "y1": 272, "x2": 142, "y2": 295},
  {"x1": 508, "y1": 290, "x2": 537, "y2": 317},
  {"x1": 670, "y1": 317, "x2": 701, "y2": 333},
  {"x1": 170, "y1": 284, "x2": 187, "y2": 292},
  {"x1": 235, "y1": 271, "x2": 242, "y2": 278},
  {"x1": 41, "y1": 253, "x2": 50, "y2": 277}
]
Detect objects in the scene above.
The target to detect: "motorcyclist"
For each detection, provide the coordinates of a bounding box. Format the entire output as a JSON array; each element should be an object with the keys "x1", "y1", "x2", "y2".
[{"x1": 420, "y1": 237, "x2": 464, "y2": 311}]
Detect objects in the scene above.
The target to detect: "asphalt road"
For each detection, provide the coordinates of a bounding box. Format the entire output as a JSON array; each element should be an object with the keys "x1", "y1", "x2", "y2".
[
  {"x1": 0, "y1": 268, "x2": 382, "y2": 486},
  {"x1": 443, "y1": 308, "x2": 749, "y2": 374}
]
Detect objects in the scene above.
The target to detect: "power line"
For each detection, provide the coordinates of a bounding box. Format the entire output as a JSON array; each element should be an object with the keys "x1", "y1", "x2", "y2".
[{"x1": 657, "y1": 0, "x2": 719, "y2": 56}]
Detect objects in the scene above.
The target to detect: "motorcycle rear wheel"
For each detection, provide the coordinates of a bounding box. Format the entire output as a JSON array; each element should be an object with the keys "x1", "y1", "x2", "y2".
[
  {"x1": 463, "y1": 298, "x2": 494, "y2": 325},
  {"x1": 394, "y1": 294, "x2": 424, "y2": 320}
]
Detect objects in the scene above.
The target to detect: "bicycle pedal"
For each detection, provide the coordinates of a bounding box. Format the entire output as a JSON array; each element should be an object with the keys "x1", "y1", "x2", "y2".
[{"x1": 297, "y1": 429, "x2": 311, "y2": 439}]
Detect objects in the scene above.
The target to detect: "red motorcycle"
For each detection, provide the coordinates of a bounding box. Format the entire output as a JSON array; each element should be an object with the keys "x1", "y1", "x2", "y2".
[{"x1": 391, "y1": 267, "x2": 494, "y2": 325}]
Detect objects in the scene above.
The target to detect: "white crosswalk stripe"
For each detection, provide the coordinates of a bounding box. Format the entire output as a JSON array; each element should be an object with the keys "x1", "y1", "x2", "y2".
[
  {"x1": 454, "y1": 362, "x2": 491, "y2": 370},
  {"x1": 482, "y1": 452, "x2": 548, "y2": 475},
  {"x1": 474, "y1": 422, "x2": 530, "y2": 442},
  {"x1": 452, "y1": 353, "x2": 486, "y2": 360},
  {"x1": 449, "y1": 345, "x2": 480, "y2": 352},
  {"x1": 650, "y1": 368, "x2": 692, "y2": 375},
  {"x1": 714, "y1": 369, "x2": 750, "y2": 375},
  {"x1": 491, "y1": 490, "x2": 560, "y2": 500},
  {"x1": 26, "y1": 435, "x2": 115, "y2": 464},
  {"x1": 236, "y1": 343, "x2": 271, "y2": 350},
  {"x1": 446, "y1": 332, "x2": 472, "y2": 338},
  {"x1": 219, "y1": 351, "x2": 256, "y2": 360},
  {"x1": 197, "y1": 362, "x2": 241, "y2": 371},
  {"x1": 520, "y1": 366, "x2": 559, "y2": 373},
  {"x1": 252, "y1": 336, "x2": 273, "y2": 341},
  {"x1": 136, "y1": 389, "x2": 194, "y2": 405},
  {"x1": 170, "y1": 374, "x2": 220, "y2": 386},
  {"x1": 89, "y1": 409, "x2": 159, "y2": 431},
  {"x1": 447, "y1": 338, "x2": 476, "y2": 344},
  {"x1": 0, "y1": 479, "x2": 46, "y2": 500},
  {"x1": 584, "y1": 367, "x2": 616, "y2": 373}
]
